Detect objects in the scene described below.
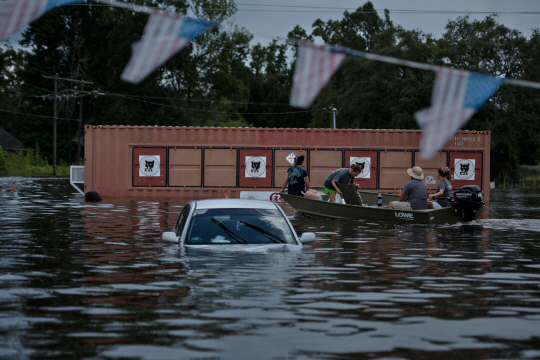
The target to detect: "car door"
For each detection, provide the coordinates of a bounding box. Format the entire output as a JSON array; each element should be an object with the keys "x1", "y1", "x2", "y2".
[{"x1": 173, "y1": 203, "x2": 192, "y2": 243}]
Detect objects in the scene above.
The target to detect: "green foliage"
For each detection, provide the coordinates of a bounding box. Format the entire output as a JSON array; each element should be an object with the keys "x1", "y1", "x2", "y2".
[
  {"x1": 0, "y1": 144, "x2": 69, "y2": 176},
  {"x1": 490, "y1": 139, "x2": 520, "y2": 181},
  {"x1": 0, "y1": 146, "x2": 7, "y2": 175},
  {"x1": 492, "y1": 165, "x2": 540, "y2": 189},
  {"x1": 521, "y1": 164, "x2": 540, "y2": 176}
]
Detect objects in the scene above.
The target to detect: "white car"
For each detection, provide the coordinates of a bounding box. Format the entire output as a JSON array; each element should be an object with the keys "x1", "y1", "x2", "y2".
[{"x1": 162, "y1": 199, "x2": 315, "y2": 251}]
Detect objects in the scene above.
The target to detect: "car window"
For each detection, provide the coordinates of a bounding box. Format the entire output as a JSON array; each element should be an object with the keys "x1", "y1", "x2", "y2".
[
  {"x1": 174, "y1": 204, "x2": 191, "y2": 237},
  {"x1": 185, "y1": 208, "x2": 296, "y2": 245}
]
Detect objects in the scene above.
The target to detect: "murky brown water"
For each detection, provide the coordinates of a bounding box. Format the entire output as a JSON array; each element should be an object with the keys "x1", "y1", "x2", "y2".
[{"x1": 1, "y1": 177, "x2": 540, "y2": 359}]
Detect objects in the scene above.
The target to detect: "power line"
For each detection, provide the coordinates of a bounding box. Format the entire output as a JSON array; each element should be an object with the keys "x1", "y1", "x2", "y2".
[
  {"x1": 67, "y1": 2, "x2": 540, "y2": 15},
  {"x1": 4, "y1": 76, "x2": 324, "y2": 116},
  {"x1": 90, "y1": 91, "x2": 299, "y2": 107},
  {"x1": 0, "y1": 89, "x2": 50, "y2": 98},
  {"x1": 23, "y1": 66, "x2": 307, "y2": 108},
  {"x1": 96, "y1": 89, "x2": 324, "y2": 115},
  {"x1": 21, "y1": 82, "x2": 51, "y2": 93},
  {"x1": 0, "y1": 109, "x2": 80, "y2": 122}
]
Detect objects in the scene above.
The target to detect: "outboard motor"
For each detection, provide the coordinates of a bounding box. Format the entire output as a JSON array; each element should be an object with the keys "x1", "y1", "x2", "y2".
[{"x1": 451, "y1": 185, "x2": 484, "y2": 222}]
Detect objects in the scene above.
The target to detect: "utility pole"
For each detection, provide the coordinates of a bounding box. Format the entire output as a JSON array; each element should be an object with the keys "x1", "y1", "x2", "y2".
[
  {"x1": 330, "y1": 104, "x2": 338, "y2": 129},
  {"x1": 330, "y1": 104, "x2": 334, "y2": 128},
  {"x1": 77, "y1": 84, "x2": 83, "y2": 165},
  {"x1": 42, "y1": 75, "x2": 93, "y2": 174},
  {"x1": 53, "y1": 74, "x2": 57, "y2": 176}
]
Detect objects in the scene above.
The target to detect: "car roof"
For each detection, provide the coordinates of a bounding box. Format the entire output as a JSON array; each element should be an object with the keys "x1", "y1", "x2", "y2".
[{"x1": 192, "y1": 198, "x2": 279, "y2": 210}]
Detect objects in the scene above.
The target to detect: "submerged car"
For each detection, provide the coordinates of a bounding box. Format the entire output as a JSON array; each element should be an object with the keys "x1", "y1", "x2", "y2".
[{"x1": 162, "y1": 199, "x2": 316, "y2": 251}]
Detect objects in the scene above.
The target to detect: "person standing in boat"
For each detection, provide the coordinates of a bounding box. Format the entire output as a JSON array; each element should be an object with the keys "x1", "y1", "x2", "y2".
[
  {"x1": 428, "y1": 166, "x2": 452, "y2": 209},
  {"x1": 323, "y1": 164, "x2": 362, "y2": 202},
  {"x1": 280, "y1": 155, "x2": 322, "y2": 200},
  {"x1": 388, "y1": 166, "x2": 428, "y2": 210}
]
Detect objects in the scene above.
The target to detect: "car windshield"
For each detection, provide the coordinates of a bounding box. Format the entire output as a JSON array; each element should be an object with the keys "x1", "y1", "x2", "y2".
[{"x1": 185, "y1": 208, "x2": 297, "y2": 245}]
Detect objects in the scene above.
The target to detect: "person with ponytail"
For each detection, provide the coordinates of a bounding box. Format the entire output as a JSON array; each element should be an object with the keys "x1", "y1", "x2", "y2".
[
  {"x1": 429, "y1": 166, "x2": 452, "y2": 209},
  {"x1": 280, "y1": 155, "x2": 322, "y2": 200}
]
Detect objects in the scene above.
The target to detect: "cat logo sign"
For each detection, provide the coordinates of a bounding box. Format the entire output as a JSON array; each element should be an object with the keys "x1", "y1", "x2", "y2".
[
  {"x1": 245, "y1": 156, "x2": 266, "y2": 178},
  {"x1": 139, "y1": 155, "x2": 160, "y2": 177},
  {"x1": 454, "y1": 159, "x2": 475, "y2": 180},
  {"x1": 349, "y1": 157, "x2": 371, "y2": 178}
]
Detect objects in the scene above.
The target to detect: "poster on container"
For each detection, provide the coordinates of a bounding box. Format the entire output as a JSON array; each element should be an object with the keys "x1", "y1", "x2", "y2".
[
  {"x1": 245, "y1": 156, "x2": 266, "y2": 178},
  {"x1": 454, "y1": 159, "x2": 475, "y2": 180},
  {"x1": 350, "y1": 157, "x2": 371, "y2": 178},
  {"x1": 139, "y1": 155, "x2": 160, "y2": 177},
  {"x1": 286, "y1": 153, "x2": 296, "y2": 164}
]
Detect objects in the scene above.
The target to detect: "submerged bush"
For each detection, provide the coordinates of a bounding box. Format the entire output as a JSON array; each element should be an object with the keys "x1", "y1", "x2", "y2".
[
  {"x1": 0, "y1": 146, "x2": 7, "y2": 175},
  {"x1": 492, "y1": 165, "x2": 540, "y2": 189},
  {"x1": 0, "y1": 144, "x2": 69, "y2": 177}
]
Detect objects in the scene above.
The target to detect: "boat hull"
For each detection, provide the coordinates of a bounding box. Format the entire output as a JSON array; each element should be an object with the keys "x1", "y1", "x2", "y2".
[{"x1": 280, "y1": 192, "x2": 465, "y2": 225}]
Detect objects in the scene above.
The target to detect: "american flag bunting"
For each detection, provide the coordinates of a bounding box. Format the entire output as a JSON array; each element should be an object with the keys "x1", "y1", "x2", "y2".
[
  {"x1": 121, "y1": 10, "x2": 216, "y2": 84},
  {"x1": 415, "y1": 67, "x2": 503, "y2": 159},
  {"x1": 0, "y1": 0, "x2": 83, "y2": 42},
  {"x1": 290, "y1": 41, "x2": 346, "y2": 108}
]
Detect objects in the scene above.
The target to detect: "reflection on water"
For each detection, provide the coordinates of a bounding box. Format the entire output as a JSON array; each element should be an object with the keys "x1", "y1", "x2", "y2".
[{"x1": 1, "y1": 178, "x2": 540, "y2": 359}]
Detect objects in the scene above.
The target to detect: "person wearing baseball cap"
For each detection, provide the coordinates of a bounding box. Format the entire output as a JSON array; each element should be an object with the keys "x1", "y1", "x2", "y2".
[{"x1": 388, "y1": 166, "x2": 428, "y2": 210}]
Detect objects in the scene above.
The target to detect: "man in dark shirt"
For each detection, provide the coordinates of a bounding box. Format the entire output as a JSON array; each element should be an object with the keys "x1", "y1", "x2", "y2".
[{"x1": 388, "y1": 166, "x2": 428, "y2": 210}]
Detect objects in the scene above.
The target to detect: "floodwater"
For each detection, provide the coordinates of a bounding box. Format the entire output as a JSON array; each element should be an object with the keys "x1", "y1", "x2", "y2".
[{"x1": 1, "y1": 178, "x2": 540, "y2": 360}]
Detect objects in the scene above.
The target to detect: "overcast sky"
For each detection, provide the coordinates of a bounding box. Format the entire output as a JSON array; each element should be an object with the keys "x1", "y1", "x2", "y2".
[
  {"x1": 4, "y1": 0, "x2": 540, "y2": 55},
  {"x1": 228, "y1": 0, "x2": 540, "y2": 47}
]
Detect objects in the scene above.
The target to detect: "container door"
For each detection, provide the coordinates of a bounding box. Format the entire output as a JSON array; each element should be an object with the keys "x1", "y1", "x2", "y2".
[
  {"x1": 169, "y1": 148, "x2": 202, "y2": 186},
  {"x1": 133, "y1": 147, "x2": 167, "y2": 186},
  {"x1": 204, "y1": 149, "x2": 237, "y2": 187},
  {"x1": 309, "y1": 150, "x2": 343, "y2": 187},
  {"x1": 239, "y1": 149, "x2": 272, "y2": 188},
  {"x1": 345, "y1": 150, "x2": 377, "y2": 189},
  {"x1": 449, "y1": 152, "x2": 482, "y2": 189},
  {"x1": 379, "y1": 151, "x2": 413, "y2": 189},
  {"x1": 415, "y1": 151, "x2": 448, "y2": 191}
]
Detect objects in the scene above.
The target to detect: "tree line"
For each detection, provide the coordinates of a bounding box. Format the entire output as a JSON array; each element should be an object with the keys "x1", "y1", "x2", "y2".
[{"x1": 1, "y1": 0, "x2": 539, "y2": 179}]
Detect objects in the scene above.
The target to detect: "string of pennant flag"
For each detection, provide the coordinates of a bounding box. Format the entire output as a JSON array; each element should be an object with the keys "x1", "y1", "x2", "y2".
[
  {"x1": 288, "y1": 40, "x2": 522, "y2": 159},
  {"x1": 0, "y1": 0, "x2": 219, "y2": 83},
  {"x1": 2, "y1": 1, "x2": 540, "y2": 159}
]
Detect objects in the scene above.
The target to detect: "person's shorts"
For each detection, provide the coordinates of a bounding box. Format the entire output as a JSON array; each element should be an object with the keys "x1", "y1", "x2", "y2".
[
  {"x1": 391, "y1": 201, "x2": 412, "y2": 210},
  {"x1": 432, "y1": 202, "x2": 442, "y2": 209},
  {"x1": 324, "y1": 186, "x2": 336, "y2": 194},
  {"x1": 288, "y1": 189, "x2": 306, "y2": 197}
]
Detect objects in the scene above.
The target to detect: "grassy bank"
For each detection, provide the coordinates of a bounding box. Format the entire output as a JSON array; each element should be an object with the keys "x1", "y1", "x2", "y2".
[
  {"x1": 492, "y1": 165, "x2": 540, "y2": 189},
  {"x1": 0, "y1": 146, "x2": 70, "y2": 177}
]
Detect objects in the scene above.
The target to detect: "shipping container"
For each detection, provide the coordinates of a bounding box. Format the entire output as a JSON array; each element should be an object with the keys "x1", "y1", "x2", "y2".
[{"x1": 84, "y1": 126, "x2": 491, "y2": 203}]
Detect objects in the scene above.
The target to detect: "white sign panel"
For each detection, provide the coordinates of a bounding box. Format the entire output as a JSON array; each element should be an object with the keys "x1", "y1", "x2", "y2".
[
  {"x1": 240, "y1": 191, "x2": 284, "y2": 202},
  {"x1": 286, "y1": 153, "x2": 296, "y2": 165},
  {"x1": 349, "y1": 157, "x2": 371, "y2": 178},
  {"x1": 425, "y1": 175, "x2": 436, "y2": 185},
  {"x1": 139, "y1": 155, "x2": 160, "y2": 177},
  {"x1": 245, "y1": 156, "x2": 267, "y2": 178},
  {"x1": 454, "y1": 158, "x2": 475, "y2": 180}
]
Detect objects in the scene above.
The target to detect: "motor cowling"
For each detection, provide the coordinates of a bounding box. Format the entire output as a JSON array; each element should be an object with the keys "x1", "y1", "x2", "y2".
[{"x1": 451, "y1": 185, "x2": 484, "y2": 222}]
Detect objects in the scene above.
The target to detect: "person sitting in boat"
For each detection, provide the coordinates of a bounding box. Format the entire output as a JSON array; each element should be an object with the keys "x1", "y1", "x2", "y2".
[
  {"x1": 323, "y1": 164, "x2": 361, "y2": 202},
  {"x1": 428, "y1": 166, "x2": 452, "y2": 209},
  {"x1": 388, "y1": 166, "x2": 428, "y2": 210},
  {"x1": 280, "y1": 155, "x2": 322, "y2": 200}
]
